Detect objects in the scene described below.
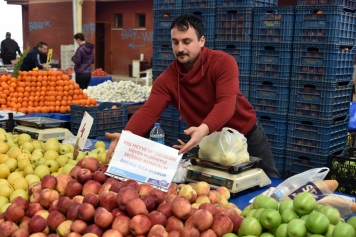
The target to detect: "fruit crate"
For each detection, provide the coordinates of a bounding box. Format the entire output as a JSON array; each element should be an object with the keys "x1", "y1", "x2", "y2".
[
  {"x1": 253, "y1": 6, "x2": 295, "y2": 43},
  {"x1": 160, "y1": 104, "x2": 180, "y2": 119},
  {"x1": 214, "y1": 42, "x2": 252, "y2": 76},
  {"x1": 215, "y1": 7, "x2": 254, "y2": 42},
  {"x1": 153, "y1": 10, "x2": 183, "y2": 41},
  {"x1": 182, "y1": 8, "x2": 216, "y2": 41},
  {"x1": 250, "y1": 42, "x2": 293, "y2": 79},
  {"x1": 152, "y1": 58, "x2": 174, "y2": 72},
  {"x1": 249, "y1": 78, "x2": 290, "y2": 114},
  {"x1": 288, "y1": 80, "x2": 352, "y2": 119},
  {"x1": 326, "y1": 148, "x2": 356, "y2": 195},
  {"x1": 286, "y1": 114, "x2": 349, "y2": 155},
  {"x1": 153, "y1": 0, "x2": 183, "y2": 9},
  {"x1": 285, "y1": 149, "x2": 330, "y2": 175},
  {"x1": 294, "y1": 5, "x2": 356, "y2": 45},
  {"x1": 256, "y1": 112, "x2": 288, "y2": 149},
  {"x1": 183, "y1": 0, "x2": 216, "y2": 8},
  {"x1": 291, "y1": 44, "x2": 356, "y2": 83},
  {"x1": 70, "y1": 103, "x2": 128, "y2": 138},
  {"x1": 152, "y1": 69, "x2": 164, "y2": 82},
  {"x1": 297, "y1": 0, "x2": 356, "y2": 10},
  {"x1": 271, "y1": 147, "x2": 285, "y2": 173},
  {"x1": 217, "y1": 0, "x2": 277, "y2": 6},
  {"x1": 240, "y1": 82, "x2": 249, "y2": 99},
  {"x1": 153, "y1": 41, "x2": 174, "y2": 60}
]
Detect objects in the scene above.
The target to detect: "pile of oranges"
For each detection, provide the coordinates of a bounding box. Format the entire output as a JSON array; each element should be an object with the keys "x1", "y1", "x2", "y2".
[{"x1": 0, "y1": 69, "x2": 97, "y2": 114}]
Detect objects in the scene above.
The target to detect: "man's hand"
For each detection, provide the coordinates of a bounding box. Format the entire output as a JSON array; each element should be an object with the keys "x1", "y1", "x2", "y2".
[
  {"x1": 105, "y1": 132, "x2": 121, "y2": 164},
  {"x1": 173, "y1": 124, "x2": 209, "y2": 155}
]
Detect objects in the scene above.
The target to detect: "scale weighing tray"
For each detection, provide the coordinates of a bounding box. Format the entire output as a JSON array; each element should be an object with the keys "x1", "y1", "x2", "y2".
[
  {"x1": 14, "y1": 117, "x2": 66, "y2": 129},
  {"x1": 13, "y1": 125, "x2": 74, "y2": 141}
]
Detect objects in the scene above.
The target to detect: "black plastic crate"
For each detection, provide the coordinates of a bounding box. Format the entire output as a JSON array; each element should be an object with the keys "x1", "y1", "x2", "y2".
[
  {"x1": 257, "y1": 112, "x2": 288, "y2": 149},
  {"x1": 182, "y1": 8, "x2": 216, "y2": 41},
  {"x1": 271, "y1": 147, "x2": 286, "y2": 173},
  {"x1": 291, "y1": 43, "x2": 355, "y2": 83},
  {"x1": 217, "y1": 0, "x2": 277, "y2": 6},
  {"x1": 253, "y1": 6, "x2": 295, "y2": 43},
  {"x1": 214, "y1": 42, "x2": 252, "y2": 76},
  {"x1": 289, "y1": 80, "x2": 352, "y2": 119},
  {"x1": 153, "y1": 0, "x2": 183, "y2": 9},
  {"x1": 297, "y1": 0, "x2": 356, "y2": 10},
  {"x1": 183, "y1": 0, "x2": 216, "y2": 8},
  {"x1": 215, "y1": 7, "x2": 254, "y2": 42},
  {"x1": 153, "y1": 10, "x2": 183, "y2": 41},
  {"x1": 240, "y1": 82, "x2": 249, "y2": 99},
  {"x1": 286, "y1": 114, "x2": 349, "y2": 155},
  {"x1": 294, "y1": 5, "x2": 356, "y2": 45},
  {"x1": 70, "y1": 103, "x2": 128, "y2": 138}
]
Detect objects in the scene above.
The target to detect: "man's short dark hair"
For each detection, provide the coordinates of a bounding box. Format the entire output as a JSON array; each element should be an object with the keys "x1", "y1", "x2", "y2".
[
  {"x1": 6, "y1": 32, "x2": 11, "y2": 37},
  {"x1": 37, "y1": 42, "x2": 47, "y2": 48},
  {"x1": 170, "y1": 14, "x2": 205, "y2": 40}
]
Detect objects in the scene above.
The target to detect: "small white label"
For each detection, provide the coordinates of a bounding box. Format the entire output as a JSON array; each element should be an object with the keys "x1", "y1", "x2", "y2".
[{"x1": 76, "y1": 112, "x2": 94, "y2": 149}]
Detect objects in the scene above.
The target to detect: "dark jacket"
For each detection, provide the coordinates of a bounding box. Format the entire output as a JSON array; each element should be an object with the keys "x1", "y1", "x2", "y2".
[
  {"x1": 20, "y1": 47, "x2": 47, "y2": 71},
  {"x1": 72, "y1": 42, "x2": 94, "y2": 73},
  {"x1": 0, "y1": 38, "x2": 21, "y2": 62}
]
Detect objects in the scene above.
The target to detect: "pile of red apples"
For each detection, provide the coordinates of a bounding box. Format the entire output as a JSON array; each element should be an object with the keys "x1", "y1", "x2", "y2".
[{"x1": 0, "y1": 157, "x2": 244, "y2": 237}]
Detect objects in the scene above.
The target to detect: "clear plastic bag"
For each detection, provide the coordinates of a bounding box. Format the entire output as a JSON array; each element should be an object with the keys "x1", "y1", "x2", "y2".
[{"x1": 198, "y1": 127, "x2": 249, "y2": 165}]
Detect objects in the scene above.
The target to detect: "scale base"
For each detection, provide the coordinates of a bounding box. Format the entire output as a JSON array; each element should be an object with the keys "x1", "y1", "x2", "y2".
[
  {"x1": 14, "y1": 125, "x2": 74, "y2": 141},
  {"x1": 185, "y1": 165, "x2": 271, "y2": 196}
]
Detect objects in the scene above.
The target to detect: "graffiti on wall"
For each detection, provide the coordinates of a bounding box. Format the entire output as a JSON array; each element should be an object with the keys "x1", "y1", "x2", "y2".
[
  {"x1": 121, "y1": 29, "x2": 153, "y2": 42},
  {"x1": 29, "y1": 21, "x2": 51, "y2": 31},
  {"x1": 82, "y1": 23, "x2": 96, "y2": 38}
]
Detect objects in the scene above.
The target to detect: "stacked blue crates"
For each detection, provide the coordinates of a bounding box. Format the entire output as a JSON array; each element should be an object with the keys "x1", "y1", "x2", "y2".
[
  {"x1": 285, "y1": 1, "x2": 356, "y2": 174},
  {"x1": 250, "y1": 6, "x2": 294, "y2": 172}
]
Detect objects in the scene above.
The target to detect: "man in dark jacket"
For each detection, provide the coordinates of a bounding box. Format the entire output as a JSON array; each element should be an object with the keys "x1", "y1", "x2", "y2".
[
  {"x1": 20, "y1": 42, "x2": 50, "y2": 71},
  {"x1": 0, "y1": 32, "x2": 21, "y2": 65}
]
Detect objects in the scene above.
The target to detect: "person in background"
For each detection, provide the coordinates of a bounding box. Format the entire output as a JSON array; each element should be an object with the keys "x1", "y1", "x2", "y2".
[
  {"x1": 20, "y1": 42, "x2": 50, "y2": 71},
  {"x1": 0, "y1": 32, "x2": 21, "y2": 65},
  {"x1": 105, "y1": 14, "x2": 279, "y2": 178},
  {"x1": 72, "y1": 33, "x2": 94, "y2": 89}
]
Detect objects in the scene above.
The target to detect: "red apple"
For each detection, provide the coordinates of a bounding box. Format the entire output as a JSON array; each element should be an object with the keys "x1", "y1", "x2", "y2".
[
  {"x1": 99, "y1": 191, "x2": 117, "y2": 211},
  {"x1": 65, "y1": 179, "x2": 83, "y2": 199},
  {"x1": 4, "y1": 204, "x2": 25, "y2": 223},
  {"x1": 39, "y1": 189, "x2": 60, "y2": 208},
  {"x1": 149, "y1": 211, "x2": 167, "y2": 227},
  {"x1": 94, "y1": 207, "x2": 114, "y2": 229},
  {"x1": 165, "y1": 194, "x2": 178, "y2": 204},
  {"x1": 157, "y1": 203, "x2": 173, "y2": 218},
  {"x1": 47, "y1": 211, "x2": 66, "y2": 232},
  {"x1": 19, "y1": 216, "x2": 30, "y2": 229},
  {"x1": 76, "y1": 159, "x2": 84, "y2": 167},
  {"x1": 208, "y1": 190, "x2": 219, "y2": 204},
  {"x1": 28, "y1": 182, "x2": 42, "y2": 196},
  {"x1": 26, "y1": 203, "x2": 44, "y2": 218},
  {"x1": 83, "y1": 224, "x2": 103, "y2": 237},
  {"x1": 56, "y1": 174, "x2": 73, "y2": 196},
  {"x1": 0, "y1": 220, "x2": 18, "y2": 237},
  {"x1": 123, "y1": 179, "x2": 139, "y2": 190},
  {"x1": 192, "y1": 209, "x2": 213, "y2": 231},
  {"x1": 76, "y1": 168, "x2": 93, "y2": 184},
  {"x1": 28, "y1": 215, "x2": 46, "y2": 233},
  {"x1": 168, "y1": 230, "x2": 180, "y2": 237},
  {"x1": 47, "y1": 234, "x2": 59, "y2": 237},
  {"x1": 229, "y1": 214, "x2": 244, "y2": 233},
  {"x1": 29, "y1": 233, "x2": 47, "y2": 237},
  {"x1": 171, "y1": 196, "x2": 191, "y2": 220},
  {"x1": 111, "y1": 208, "x2": 127, "y2": 218},
  {"x1": 66, "y1": 202, "x2": 81, "y2": 221},
  {"x1": 98, "y1": 164, "x2": 108, "y2": 173},
  {"x1": 70, "y1": 220, "x2": 87, "y2": 234},
  {"x1": 102, "y1": 229, "x2": 122, "y2": 237},
  {"x1": 140, "y1": 195, "x2": 156, "y2": 212},
  {"x1": 190, "y1": 208, "x2": 198, "y2": 217},
  {"x1": 48, "y1": 199, "x2": 58, "y2": 212},
  {"x1": 57, "y1": 196, "x2": 73, "y2": 215},
  {"x1": 166, "y1": 216, "x2": 184, "y2": 232},
  {"x1": 180, "y1": 227, "x2": 200, "y2": 237},
  {"x1": 184, "y1": 216, "x2": 193, "y2": 227},
  {"x1": 104, "y1": 177, "x2": 120, "y2": 186},
  {"x1": 72, "y1": 195, "x2": 84, "y2": 204},
  {"x1": 34, "y1": 210, "x2": 49, "y2": 220},
  {"x1": 147, "y1": 224, "x2": 169, "y2": 237},
  {"x1": 11, "y1": 228, "x2": 30, "y2": 237},
  {"x1": 41, "y1": 174, "x2": 58, "y2": 190},
  {"x1": 11, "y1": 196, "x2": 29, "y2": 210},
  {"x1": 82, "y1": 193, "x2": 100, "y2": 208},
  {"x1": 82, "y1": 180, "x2": 101, "y2": 196},
  {"x1": 211, "y1": 214, "x2": 233, "y2": 237},
  {"x1": 67, "y1": 233, "x2": 82, "y2": 237},
  {"x1": 138, "y1": 183, "x2": 154, "y2": 196},
  {"x1": 98, "y1": 183, "x2": 112, "y2": 196},
  {"x1": 30, "y1": 191, "x2": 41, "y2": 204},
  {"x1": 116, "y1": 186, "x2": 139, "y2": 210},
  {"x1": 200, "y1": 229, "x2": 217, "y2": 237},
  {"x1": 92, "y1": 171, "x2": 107, "y2": 184},
  {"x1": 81, "y1": 157, "x2": 99, "y2": 172},
  {"x1": 129, "y1": 214, "x2": 151, "y2": 236},
  {"x1": 70, "y1": 166, "x2": 81, "y2": 179},
  {"x1": 149, "y1": 189, "x2": 165, "y2": 208},
  {"x1": 77, "y1": 203, "x2": 95, "y2": 222},
  {"x1": 199, "y1": 203, "x2": 218, "y2": 216},
  {"x1": 126, "y1": 198, "x2": 149, "y2": 217},
  {"x1": 112, "y1": 215, "x2": 131, "y2": 236}
]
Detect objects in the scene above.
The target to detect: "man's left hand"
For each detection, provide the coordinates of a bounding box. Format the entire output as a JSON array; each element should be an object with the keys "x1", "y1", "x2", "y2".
[{"x1": 173, "y1": 124, "x2": 209, "y2": 155}]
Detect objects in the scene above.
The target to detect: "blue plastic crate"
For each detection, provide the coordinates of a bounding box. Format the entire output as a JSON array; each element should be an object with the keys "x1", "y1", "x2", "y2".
[
  {"x1": 152, "y1": 69, "x2": 164, "y2": 82},
  {"x1": 253, "y1": 6, "x2": 295, "y2": 43},
  {"x1": 286, "y1": 114, "x2": 349, "y2": 155},
  {"x1": 249, "y1": 78, "x2": 290, "y2": 114},
  {"x1": 256, "y1": 112, "x2": 287, "y2": 148},
  {"x1": 180, "y1": 118, "x2": 189, "y2": 131},
  {"x1": 217, "y1": 0, "x2": 277, "y2": 6},
  {"x1": 271, "y1": 147, "x2": 285, "y2": 173},
  {"x1": 153, "y1": 10, "x2": 183, "y2": 41},
  {"x1": 183, "y1": 0, "x2": 216, "y2": 8},
  {"x1": 289, "y1": 80, "x2": 352, "y2": 119},
  {"x1": 214, "y1": 42, "x2": 251, "y2": 76},
  {"x1": 182, "y1": 8, "x2": 216, "y2": 41},
  {"x1": 240, "y1": 82, "x2": 249, "y2": 99},
  {"x1": 250, "y1": 42, "x2": 293, "y2": 79},
  {"x1": 153, "y1": 0, "x2": 183, "y2": 9},
  {"x1": 291, "y1": 44, "x2": 356, "y2": 83},
  {"x1": 160, "y1": 104, "x2": 180, "y2": 119},
  {"x1": 297, "y1": 0, "x2": 356, "y2": 9},
  {"x1": 215, "y1": 7, "x2": 253, "y2": 42},
  {"x1": 70, "y1": 103, "x2": 128, "y2": 138},
  {"x1": 285, "y1": 149, "x2": 331, "y2": 174},
  {"x1": 153, "y1": 41, "x2": 174, "y2": 60},
  {"x1": 294, "y1": 5, "x2": 356, "y2": 45},
  {"x1": 152, "y1": 58, "x2": 174, "y2": 72}
]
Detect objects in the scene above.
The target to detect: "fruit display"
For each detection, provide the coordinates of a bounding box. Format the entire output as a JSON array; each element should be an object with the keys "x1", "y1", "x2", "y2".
[
  {"x1": 84, "y1": 80, "x2": 151, "y2": 103},
  {"x1": 91, "y1": 69, "x2": 108, "y2": 77},
  {"x1": 0, "y1": 69, "x2": 97, "y2": 114}
]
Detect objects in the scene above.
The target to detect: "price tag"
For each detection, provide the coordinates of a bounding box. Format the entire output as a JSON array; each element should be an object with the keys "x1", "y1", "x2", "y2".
[
  {"x1": 106, "y1": 131, "x2": 183, "y2": 191},
  {"x1": 76, "y1": 112, "x2": 93, "y2": 149},
  {"x1": 46, "y1": 49, "x2": 53, "y2": 64}
]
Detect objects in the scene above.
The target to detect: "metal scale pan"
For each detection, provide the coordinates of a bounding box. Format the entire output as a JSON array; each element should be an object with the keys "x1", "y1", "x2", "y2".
[{"x1": 14, "y1": 117, "x2": 66, "y2": 129}]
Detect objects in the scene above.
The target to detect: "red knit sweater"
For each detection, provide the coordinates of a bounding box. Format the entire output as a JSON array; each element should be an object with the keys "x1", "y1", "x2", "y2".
[{"x1": 125, "y1": 47, "x2": 256, "y2": 136}]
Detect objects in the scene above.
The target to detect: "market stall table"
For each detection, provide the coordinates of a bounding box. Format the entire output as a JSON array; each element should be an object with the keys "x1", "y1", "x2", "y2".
[{"x1": 89, "y1": 76, "x2": 113, "y2": 86}]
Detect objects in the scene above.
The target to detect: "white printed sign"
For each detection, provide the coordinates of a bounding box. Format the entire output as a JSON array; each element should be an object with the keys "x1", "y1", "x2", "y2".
[
  {"x1": 76, "y1": 112, "x2": 94, "y2": 149},
  {"x1": 106, "y1": 131, "x2": 183, "y2": 191}
]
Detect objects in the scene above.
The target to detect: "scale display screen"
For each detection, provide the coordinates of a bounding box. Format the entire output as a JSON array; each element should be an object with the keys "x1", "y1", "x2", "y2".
[{"x1": 186, "y1": 170, "x2": 233, "y2": 190}]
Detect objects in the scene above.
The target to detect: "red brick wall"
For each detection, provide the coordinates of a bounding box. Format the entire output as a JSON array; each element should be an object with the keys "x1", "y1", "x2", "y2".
[{"x1": 96, "y1": 1, "x2": 154, "y2": 75}]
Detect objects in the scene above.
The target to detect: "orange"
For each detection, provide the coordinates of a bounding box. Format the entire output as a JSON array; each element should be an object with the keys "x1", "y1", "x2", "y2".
[{"x1": 59, "y1": 106, "x2": 67, "y2": 114}]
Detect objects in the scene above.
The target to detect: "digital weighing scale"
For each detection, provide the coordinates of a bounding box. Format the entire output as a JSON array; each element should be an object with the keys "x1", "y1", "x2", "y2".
[
  {"x1": 13, "y1": 117, "x2": 74, "y2": 141},
  {"x1": 185, "y1": 154, "x2": 271, "y2": 197}
]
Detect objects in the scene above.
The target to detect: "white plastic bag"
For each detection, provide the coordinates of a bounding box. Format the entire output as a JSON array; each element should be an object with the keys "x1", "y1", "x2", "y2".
[{"x1": 172, "y1": 159, "x2": 191, "y2": 183}]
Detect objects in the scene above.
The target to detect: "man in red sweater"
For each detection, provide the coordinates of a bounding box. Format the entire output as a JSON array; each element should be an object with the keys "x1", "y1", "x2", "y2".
[{"x1": 106, "y1": 14, "x2": 279, "y2": 178}]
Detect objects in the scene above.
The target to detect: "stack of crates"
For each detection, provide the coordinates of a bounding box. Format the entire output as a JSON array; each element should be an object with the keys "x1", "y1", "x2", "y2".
[
  {"x1": 249, "y1": 6, "x2": 295, "y2": 173},
  {"x1": 157, "y1": 104, "x2": 181, "y2": 147},
  {"x1": 285, "y1": 0, "x2": 356, "y2": 174}
]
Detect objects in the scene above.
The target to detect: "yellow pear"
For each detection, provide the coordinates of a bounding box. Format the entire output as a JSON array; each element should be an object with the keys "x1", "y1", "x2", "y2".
[
  {"x1": 0, "y1": 164, "x2": 10, "y2": 179},
  {"x1": 44, "y1": 150, "x2": 59, "y2": 160},
  {"x1": 0, "y1": 154, "x2": 9, "y2": 164},
  {"x1": 23, "y1": 164, "x2": 35, "y2": 177},
  {"x1": 12, "y1": 177, "x2": 28, "y2": 190},
  {"x1": 5, "y1": 158, "x2": 17, "y2": 172},
  {"x1": 8, "y1": 148, "x2": 22, "y2": 159},
  {"x1": 0, "y1": 203, "x2": 11, "y2": 214},
  {"x1": 30, "y1": 154, "x2": 42, "y2": 164},
  {"x1": 44, "y1": 138, "x2": 60, "y2": 152},
  {"x1": 0, "y1": 128, "x2": 6, "y2": 134},
  {"x1": 0, "y1": 143, "x2": 9, "y2": 154},
  {"x1": 0, "y1": 133, "x2": 6, "y2": 142},
  {"x1": 7, "y1": 171, "x2": 23, "y2": 185},
  {"x1": 0, "y1": 184, "x2": 14, "y2": 199},
  {"x1": 0, "y1": 179, "x2": 9, "y2": 186},
  {"x1": 18, "y1": 159, "x2": 31, "y2": 171},
  {"x1": 31, "y1": 140, "x2": 43, "y2": 149},
  {"x1": 17, "y1": 153, "x2": 30, "y2": 161},
  {"x1": 17, "y1": 134, "x2": 32, "y2": 146}
]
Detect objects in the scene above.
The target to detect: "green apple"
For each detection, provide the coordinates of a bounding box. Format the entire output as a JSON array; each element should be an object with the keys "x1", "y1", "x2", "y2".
[
  {"x1": 0, "y1": 154, "x2": 9, "y2": 164},
  {"x1": 17, "y1": 158, "x2": 31, "y2": 171},
  {"x1": 279, "y1": 199, "x2": 294, "y2": 215},
  {"x1": 222, "y1": 234, "x2": 238, "y2": 237},
  {"x1": 10, "y1": 188, "x2": 29, "y2": 202},
  {"x1": 315, "y1": 204, "x2": 324, "y2": 212},
  {"x1": 293, "y1": 192, "x2": 316, "y2": 216},
  {"x1": 65, "y1": 152, "x2": 73, "y2": 159},
  {"x1": 31, "y1": 140, "x2": 43, "y2": 149},
  {"x1": 32, "y1": 148, "x2": 45, "y2": 157},
  {"x1": 260, "y1": 233, "x2": 274, "y2": 237},
  {"x1": 67, "y1": 159, "x2": 78, "y2": 165},
  {"x1": 90, "y1": 148, "x2": 101, "y2": 154},
  {"x1": 25, "y1": 174, "x2": 40, "y2": 185},
  {"x1": 0, "y1": 183, "x2": 14, "y2": 198},
  {"x1": 253, "y1": 208, "x2": 266, "y2": 220},
  {"x1": 35, "y1": 157, "x2": 47, "y2": 167},
  {"x1": 347, "y1": 216, "x2": 356, "y2": 230},
  {"x1": 76, "y1": 151, "x2": 86, "y2": 159},
  {"x1": 96, "y1": 147, "x2": 106, "y2": 153},
  {"x1": 300, "y1": 214, "x2": 309, "y2": 222},
  {"x1": 86, "y1": 152, "x2": 98, "y2": 158},
  {"x1": 6, "y1": 140, "x2": 17, "y2": 149},
  {"x1": 252, "y1": 195, "x2": 268, "y2": 209},
  {"x1": 308, "y1": 235, "x2": 324, "y2": 237},
  {"x1": 259, "y1": 196, "x2": 279, "y2": 210},
  {"x1": 0, "y1": 164, "x2": 10, "y2": 179},
  {"x1": 332, "y1": 222, "x2": 356, "y2": 237},
  {"x1": 30, "y1": 154, "x2": 42, "y2": 164},
  {"x1": 56, "y1": 155, "x2": 69, "y2": 167},
  {"x1": 44, "y1": 138, "x2": 60, "y2": 152},
  {"x1": 45, "y1": 160, "x2": 59, "y2": 173},
  {"x1": 0, "y1": 196, "x2": 9, "y2": 210},
  {"x1": 325, "y1": 224, "x2": 335, "y2": 237},
  {"x1": 21, "y1": 142, "x2": 35, "y2": 153},
  {"x1": 58, "y1": 167, "x2": 63, "y2": 174},
  {"x1": 21, "y1": 149, "x2": 32, "y2": 155},
  {"x1": 246, "y1": 209, "x2": 257, "y2": 218},
  {"x1": 241, "y1": 206, "x2": 251, "y2": 217},
  {"x1": 259, "y1": 209, "x2": 281, "y2": 230},
  {"x1": 23, "y1": 164, "x2": 35, "y2": 177},
  {"x1": 306, "y1": 211, "x2": 330, "y2": 234},
  {"x1": 17, "y1": 153, "x2": 30, "y2": 161},
  {"x1": 7, "y1": 172, "x2": 23, "y2": 185},
  {"x1": 17, "y1": 133, "x2": 31, "y2": 146},
  {"x1": 319, "y1": 205, "x2": 341, "y2": 225},
  {"x1": 97, "y1": 151, "x2": 108, "y2": 164},
  {"x1": 4, "y1": 158, "x2": 17, "y2": 172},
  {"x1": 12, "y1": 177, "x2": 28, "y2": 190},
  {"x1": 34, "y1": 165, "x2": 51, "y2": 180},
  {"x1": 51, "y1": 172, "x2": 60, "y2": 177},
  {"x1": 238, "y1": 217, "x2": 263, "y2": 237},
  {"x1": 62, "y1": 163, "x2": 75, "y2": 174},
  {"x1": 94, "y1": 141, "x2": 106, "y2": 149},
  {"x1": 287, "y1": 219, "x2": 307, "y2": 237},
  {"x1": 59, "y1": 144, "x2": 72, "y2": 155},
  {"x1": 44, "y1": 150, "x2": 59, "y2": 160},
  {"x1": 0, "y1": 203, "x2": 11, "y2": 214}
]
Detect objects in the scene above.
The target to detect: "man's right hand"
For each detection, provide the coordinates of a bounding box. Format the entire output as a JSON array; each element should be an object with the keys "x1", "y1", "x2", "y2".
[{"x1": 105, "y1": 132, "x2": 121, "y2": 164}]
